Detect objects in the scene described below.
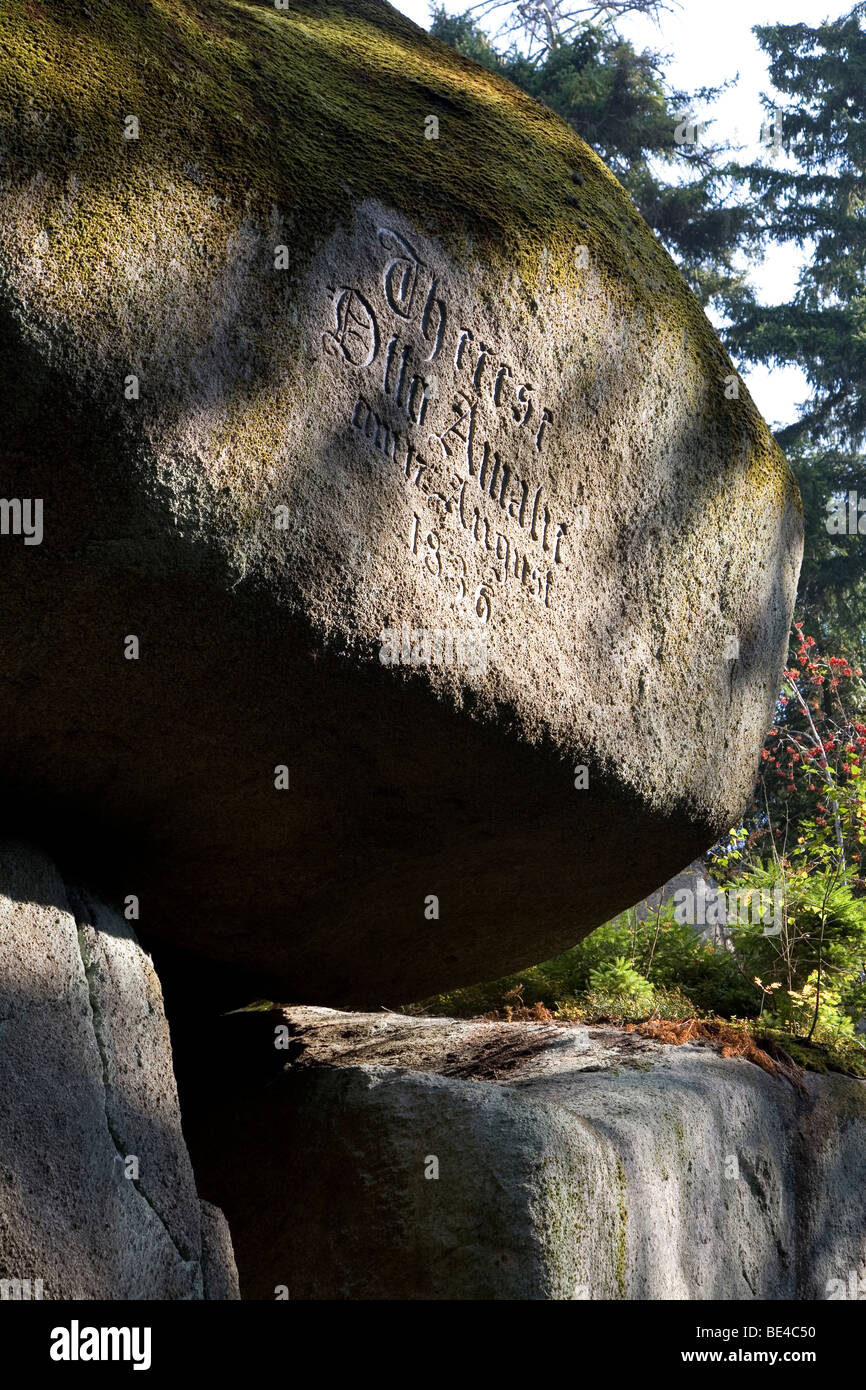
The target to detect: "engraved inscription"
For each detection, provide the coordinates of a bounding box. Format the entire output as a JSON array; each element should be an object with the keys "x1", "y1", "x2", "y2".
[
  {"x1": 320, "y1": 224, "x2": 570, "y2": 615},
  {"x1": 323, "y1": 287, "x2": 379, "y2": 367}
]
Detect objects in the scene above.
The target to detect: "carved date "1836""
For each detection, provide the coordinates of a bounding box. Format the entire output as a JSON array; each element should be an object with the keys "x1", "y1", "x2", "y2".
[{"x1": 409, "y1": 513, "x2": 494, "y2": 622}]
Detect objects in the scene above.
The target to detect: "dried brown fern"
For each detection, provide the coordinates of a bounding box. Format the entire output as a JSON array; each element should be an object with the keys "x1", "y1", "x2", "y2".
[
  {"x1": 625, "y1": 1018, "x2": 807, "y2": 1094},
  {"x1": 483, "y1": 984, "x2": 554, "y2": 1024}
]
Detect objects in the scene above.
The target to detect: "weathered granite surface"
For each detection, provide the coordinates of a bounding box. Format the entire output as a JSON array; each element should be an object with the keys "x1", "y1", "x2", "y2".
[
  {"x1": 0, "y1": 841, "x2": 239, "y2": 1300},
  {"x1": 189, "y1": 1006, "x2": 866, "y2": 1301}
]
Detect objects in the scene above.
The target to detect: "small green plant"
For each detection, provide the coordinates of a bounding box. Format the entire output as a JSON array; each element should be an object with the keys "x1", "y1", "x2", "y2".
[
  {"x1": 588, "y1": 956, "x2": 654, "y2": 1002},
  {"x1": 406, "y1": 628, "x2": 866, "y2": 1077},
  {"x1": 554, "y1": 981, "x2": 699, "y2": 1025}
]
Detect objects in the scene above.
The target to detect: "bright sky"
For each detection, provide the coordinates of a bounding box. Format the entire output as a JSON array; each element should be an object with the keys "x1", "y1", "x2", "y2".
[{"x1": 390, "y1": 0, "x2": 849, "y2": 432}]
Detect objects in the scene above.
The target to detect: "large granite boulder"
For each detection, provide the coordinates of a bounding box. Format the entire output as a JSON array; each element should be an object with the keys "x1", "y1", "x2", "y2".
[
  {"x1": 188, "y1": 1006, "x2": 866, "y2": 1300},
  {"x1": 0, "y1": 841, "x2": 239, "y2": 1300},
  {"x1": 0, "y1": 0, "x2": 801, "y2": 1004}
]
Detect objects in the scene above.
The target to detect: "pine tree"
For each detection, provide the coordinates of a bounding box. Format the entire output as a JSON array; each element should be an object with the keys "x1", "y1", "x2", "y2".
[
  {"x1": 727, "y1": 8, "x2": 866, "y2": 450},
  {"x1": 429, "y1": 8, "x2": 758, "y2": 307},
  {"x1": 723, "y1": 7, "x2": 866, "y2": 649},
  {"x1": 432, "y1": 6, "x2": 866, "y2": 651}
]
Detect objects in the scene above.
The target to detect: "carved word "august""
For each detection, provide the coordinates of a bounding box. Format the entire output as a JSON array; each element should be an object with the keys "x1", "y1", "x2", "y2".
[
  {"x1": 431, "y1": 390, "x2": 568, "y2": 564},
  {"x1": 351, "y1": 394, "x2": 558, "y2": 610}
]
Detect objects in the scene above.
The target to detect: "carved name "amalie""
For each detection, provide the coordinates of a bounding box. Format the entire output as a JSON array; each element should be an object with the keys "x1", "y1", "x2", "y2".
[{"x1": 322, "y1": 226, "x2": 570, "y2": 616}]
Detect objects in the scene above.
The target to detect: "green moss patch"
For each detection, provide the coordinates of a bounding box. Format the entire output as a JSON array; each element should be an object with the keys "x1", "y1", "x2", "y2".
[{"x1": 0, "y1": 0, "x2": 799, "y2": 518}]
